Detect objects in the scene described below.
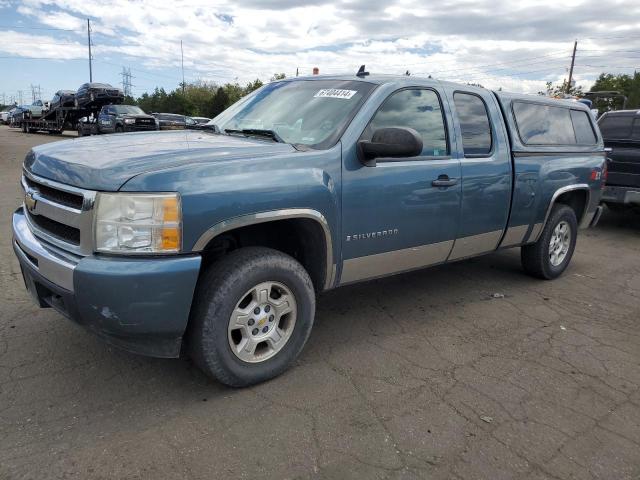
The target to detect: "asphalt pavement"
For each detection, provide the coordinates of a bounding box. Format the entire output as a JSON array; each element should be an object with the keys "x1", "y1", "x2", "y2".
[{"x1": 1, "y1": 125, "x2": 639, "y2": 479}]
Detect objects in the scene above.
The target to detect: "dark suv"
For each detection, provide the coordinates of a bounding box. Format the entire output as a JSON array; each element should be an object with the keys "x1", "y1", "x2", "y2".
[
  {"x1": 75, "y1": 83, "x2": 124, "y2": 109},
  {"x1": 97, "y1": 104, "x2": 159, "y2": 133},
  {"x1": 598, "y1": 110, "x2": 640, "y2": 210}
]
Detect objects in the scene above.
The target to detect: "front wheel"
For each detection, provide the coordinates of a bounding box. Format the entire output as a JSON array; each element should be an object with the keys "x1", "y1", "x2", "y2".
[
  {"x1": 188, "y1": 247, "x2": 316, "y2": 387},
  {"x1": 521, "y1": 204, "x2": 578, "y2": 279}
]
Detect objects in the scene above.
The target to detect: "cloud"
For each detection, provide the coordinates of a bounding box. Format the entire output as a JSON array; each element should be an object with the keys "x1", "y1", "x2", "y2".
[
  {"x1": 17, "y1": 4, "x2": 86, "y2": 31},
  {"x1": 2, "y1": 0, "x2": 639, "y2": 94}
]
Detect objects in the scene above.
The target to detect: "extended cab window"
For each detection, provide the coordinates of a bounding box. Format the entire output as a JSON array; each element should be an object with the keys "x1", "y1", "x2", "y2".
[
  {"x1": 513, "y1": 102, "x2": 576, "y2": 145},
  {"x1": 365, "y1": 88, "x2": 448, "y2": 156},
  {"x1": 570, "y1": 110, "x2": 597, "y2": 144},
  {"x1": 453, "y1": 93, "x2": 492, "y2": 155}
]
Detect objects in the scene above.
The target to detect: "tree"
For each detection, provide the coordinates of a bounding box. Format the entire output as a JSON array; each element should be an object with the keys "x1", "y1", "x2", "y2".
[
  {"x1": 539, "y1": 80, "x2": 584, "y2": 97},
  {"x1": 211, "y1": 87, "x2": 230, "y2": 117},
  {"x1": 590, "y1": 72, "x2": 640, "y2": 110},
  {"x1": 244, "y1": 78, "x2": 264, "y2": 95},
  {"x1": 125, "y1": 74, "x2": 278, "y2": 118},
  {"x1": 270, "y1": 73, "x2": 286, "y2": 82}
]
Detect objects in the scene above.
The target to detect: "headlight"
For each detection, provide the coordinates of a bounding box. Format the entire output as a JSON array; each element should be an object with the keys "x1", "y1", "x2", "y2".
[
  {"x1": 95, "y1": 193, "x2": 181, "y2": 254},
  {"x1": 124, "y1": 118, "x2": 135, "y2": 124}
]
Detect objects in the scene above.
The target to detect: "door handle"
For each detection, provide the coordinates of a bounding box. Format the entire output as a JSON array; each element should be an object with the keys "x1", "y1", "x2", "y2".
[{"x1": 432, "y1": 175, "x2": 459, "y2": 187}]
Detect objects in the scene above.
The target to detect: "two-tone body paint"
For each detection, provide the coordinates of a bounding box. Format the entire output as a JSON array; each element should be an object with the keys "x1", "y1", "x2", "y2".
[{"x1": 14, "y1": 75, "x2": 606, "y2": 359}]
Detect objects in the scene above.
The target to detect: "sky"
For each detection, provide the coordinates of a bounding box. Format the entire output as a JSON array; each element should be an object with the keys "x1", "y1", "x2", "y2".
[{"x1": 0, "y1": 0, "x2": 639, "y2": 106}]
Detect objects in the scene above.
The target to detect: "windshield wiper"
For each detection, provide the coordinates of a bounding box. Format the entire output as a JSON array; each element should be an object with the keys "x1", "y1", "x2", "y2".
[{"x1": 224, "y1": 128, "x2": 285, "y2": 143}]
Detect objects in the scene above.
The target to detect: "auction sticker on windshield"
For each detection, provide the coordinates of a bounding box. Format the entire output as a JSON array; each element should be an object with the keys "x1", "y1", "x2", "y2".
[{"x1": 314, "y1": 89, "x2": 357, "y2": 99}]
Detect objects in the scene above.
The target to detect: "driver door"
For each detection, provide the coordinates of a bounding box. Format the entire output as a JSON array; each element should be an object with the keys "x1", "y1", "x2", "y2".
[
  {"x1": 340, "y1": 87, "x2": 461, "y2": 284},
  {"x1": 98, "y1": 106, "x2": 116, "y2": 133}
]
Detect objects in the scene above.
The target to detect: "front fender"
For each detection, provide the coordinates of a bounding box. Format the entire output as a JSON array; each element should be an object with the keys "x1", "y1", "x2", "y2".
[{"x1": 119, "y1": 148, "x2": 342, "y2": 287}]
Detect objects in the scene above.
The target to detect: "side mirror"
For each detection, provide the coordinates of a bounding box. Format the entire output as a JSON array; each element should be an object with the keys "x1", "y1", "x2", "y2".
[{"x1": 357, "y1": 127, "x2": 423, "y2": 167}]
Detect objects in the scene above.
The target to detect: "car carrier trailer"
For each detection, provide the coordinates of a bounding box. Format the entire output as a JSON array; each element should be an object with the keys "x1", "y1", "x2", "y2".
[{"x1": 18, "y1": 104, "x2": 102, "y2": 135}]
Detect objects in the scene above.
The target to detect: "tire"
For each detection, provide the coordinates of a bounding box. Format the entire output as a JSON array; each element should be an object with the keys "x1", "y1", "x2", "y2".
[
  {"x1": 521, "y1": 204, "x2": 578, "y2": 280},
  {"x1": 188, "y1": 247, "x2": 316, "y2": 387},
  {"x1": 115, "y1": 125, "x2": 124, "y2": 133}
]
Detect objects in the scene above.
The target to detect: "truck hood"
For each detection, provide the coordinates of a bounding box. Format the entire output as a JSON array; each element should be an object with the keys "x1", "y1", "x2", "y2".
[{"x1": 25, "y1": 130, "x2": 297, "y2": 191}]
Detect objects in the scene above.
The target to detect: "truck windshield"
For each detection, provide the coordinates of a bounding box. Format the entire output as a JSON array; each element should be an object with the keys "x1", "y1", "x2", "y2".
[
  {"x1": 113, "y1": 105, "x2": 145, "y2": 115},
  {"x1": 210, "y1": 80, "x2": 375, "y2": 149}
]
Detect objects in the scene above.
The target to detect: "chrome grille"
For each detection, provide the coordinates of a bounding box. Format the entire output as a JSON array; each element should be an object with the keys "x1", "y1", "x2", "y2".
[
  {"x1": 21, "y1": 170, "x2": 96, "y2": 256},
  {"x1": 23, "y1": 175, "x2": 83, "y2": 209}
]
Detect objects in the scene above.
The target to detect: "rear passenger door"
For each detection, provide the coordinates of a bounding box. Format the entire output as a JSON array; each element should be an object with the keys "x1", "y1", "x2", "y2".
[{"x1": 446, "y1": 89, "x2": 512, "y2": 259}]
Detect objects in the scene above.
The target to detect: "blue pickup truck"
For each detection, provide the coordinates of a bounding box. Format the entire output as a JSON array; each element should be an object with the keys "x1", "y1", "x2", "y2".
[{"x1": 13, "y1": 73, "x2": 606, "y2": 386}]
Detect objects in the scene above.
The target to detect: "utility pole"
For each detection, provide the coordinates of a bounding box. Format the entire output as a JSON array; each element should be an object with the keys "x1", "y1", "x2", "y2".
[
  {"x1": 180, "y1": 40, "x2": 186, "y2": 114},
  {"x1": 87, "y1": 18, "x2": 93, "y2": 82},
  {"x1": 567, "y1": 40, "x2": 577, "y2": 94},
  {"x1": 180, "y1": 40, "x2": 186, "y2": 94},
  {"x1": 296, "y1": 67, "x2": 299, "y2": 77}
]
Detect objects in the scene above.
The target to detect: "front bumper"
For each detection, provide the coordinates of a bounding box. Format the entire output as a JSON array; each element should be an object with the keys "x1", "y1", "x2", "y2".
[
  {"x1": 602, "y1": 185, "x2": 640, "y2": 206},
  {"x1": 12, "y1": 208, "x2": 201, "y2": 358},
  {"x1": 123, "y1": 124, "x2": 158, "y2": 132}
]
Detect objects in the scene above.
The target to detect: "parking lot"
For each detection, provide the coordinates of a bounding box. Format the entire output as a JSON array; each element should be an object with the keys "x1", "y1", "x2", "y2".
[{"x1": 0, "y1": 124, "x2": 639, "y2": 479}]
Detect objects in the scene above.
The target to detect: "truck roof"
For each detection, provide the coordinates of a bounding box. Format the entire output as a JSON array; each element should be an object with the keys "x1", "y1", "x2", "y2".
[
  {"x1": 280, "y1": 73, "x2": 591, "y2": 111},
  {"x1": 281, "y1": 73, "x2": 457, "y2": 89},
  {"x1": 494, "y1": 90, "x2": 592, "y2": 111},
  {"x1": 599, "y1": 109, "x2": 640, "y2": 117}
]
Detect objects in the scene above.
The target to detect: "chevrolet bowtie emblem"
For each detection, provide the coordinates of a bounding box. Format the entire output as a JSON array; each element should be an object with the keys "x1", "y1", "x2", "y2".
[{"x1": 24, "y1": 190, "x2": 37, "y2": 212}]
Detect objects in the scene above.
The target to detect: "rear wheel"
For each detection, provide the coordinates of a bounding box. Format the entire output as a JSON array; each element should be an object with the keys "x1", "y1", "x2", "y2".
[
  {"x1": 521, "y1": 204, "x2": 578, "y2": 279},
  {"x1": 115, "y1": 125, "x2": 124, "y2": 133},
  {"x1": 188, "y1": 247, "x2": 316, "y2": 387}
]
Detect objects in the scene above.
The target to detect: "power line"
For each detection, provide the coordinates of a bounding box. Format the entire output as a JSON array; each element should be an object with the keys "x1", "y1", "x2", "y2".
[
  {"x1": 0, "y1": 56, "x2": 77, "y2": 59},
  {"x1": 580, "y1": 33, "x2": 640, "y2": 41},
  {"x1": 389, "y1": 49, "x2": 571, "y2": 71},
  {"x1": 576, "y1": 64, "x2": 640, "y2": 69},
  {"x1": 0, "y1": 24, "x2": 80, "y2": 32},
  {"x1": 0, "y1": 41, "x2": 84, "y2": 46}
]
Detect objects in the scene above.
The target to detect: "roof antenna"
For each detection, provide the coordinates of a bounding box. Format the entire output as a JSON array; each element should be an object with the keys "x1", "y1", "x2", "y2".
[{"x1": 356, "y1": 65, "x2": 369, "y2": 77}]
